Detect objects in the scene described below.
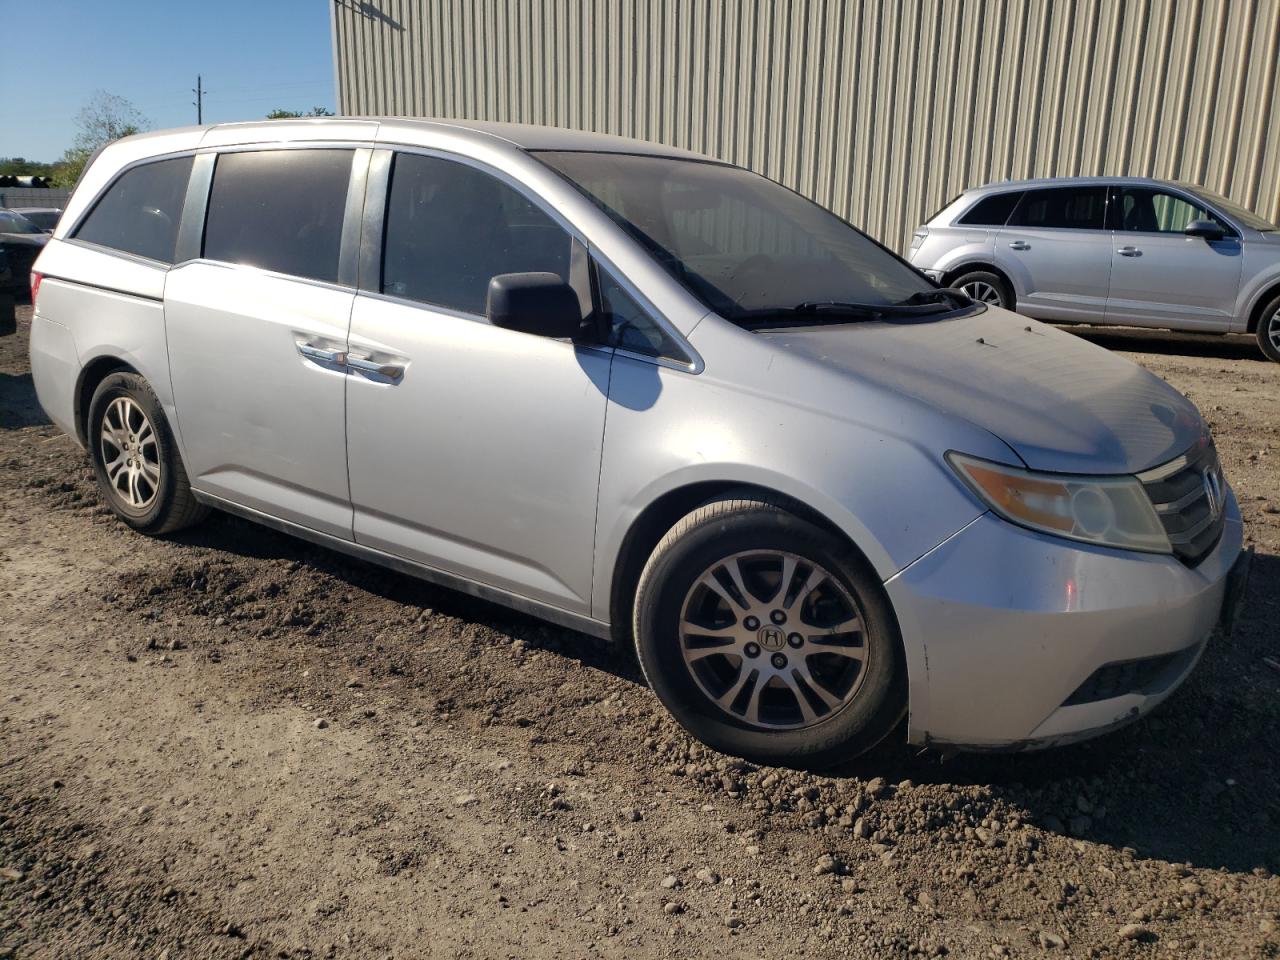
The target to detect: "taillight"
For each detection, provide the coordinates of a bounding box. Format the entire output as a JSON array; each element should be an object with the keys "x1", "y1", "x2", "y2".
[
  {"x1": 909, "y1": 227, "x2": 929, "y2": 251},
  {"x1": 30, "y1": 271, "x2": 42, "y2": 305}
]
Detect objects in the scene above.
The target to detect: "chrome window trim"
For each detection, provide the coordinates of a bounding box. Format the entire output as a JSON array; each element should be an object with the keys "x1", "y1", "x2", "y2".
[
  {"x1": 165, "y1": 257, "x2": 360, "y2": 297},
  {"x1": 58, "y1": 238, "x2": 175, "y2": 271},
  {"x1": 369, "y1": 141, "x2": 702, "y2": 374}
]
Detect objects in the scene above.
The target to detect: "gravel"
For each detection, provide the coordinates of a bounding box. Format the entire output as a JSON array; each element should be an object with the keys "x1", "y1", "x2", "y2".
[{"x1": 1, "y1": 312, "x2": 1277, "y2": 959}]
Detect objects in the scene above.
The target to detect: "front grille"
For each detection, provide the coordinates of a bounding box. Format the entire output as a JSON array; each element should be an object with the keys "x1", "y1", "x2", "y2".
[{"x1": 1138, "y1": 438, "x2": 1227, "y2": 566}]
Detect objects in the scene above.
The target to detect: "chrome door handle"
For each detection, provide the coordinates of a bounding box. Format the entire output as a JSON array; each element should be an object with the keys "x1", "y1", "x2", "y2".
[
  {"x1": 1008, "y1": 240, "x2": 1030, "y2": 250},
  {"x1": 347, "y1": 354, "x2": 405, "y2": 382},
  {"x1": 1117, "y1": 246, "x2": 1142, "y2": 257},
  {"x1": 296, "y1": 341, "x2": 347, "y2": 365}
]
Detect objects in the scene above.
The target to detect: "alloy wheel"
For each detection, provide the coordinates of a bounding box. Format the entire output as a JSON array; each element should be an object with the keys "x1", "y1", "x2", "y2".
[
  {"x1": 99, "y1": 396, "x2": 161, "y2": 509},
  {"x1": 678, "y1": 550, "x2": 868, "y2": 730},
  {"x1": 960, "y1": 280, "x2": 1003, "y2": 304},
  {"x1": 1269, "y1": 307, "x2": 1280, "y2": 353}
]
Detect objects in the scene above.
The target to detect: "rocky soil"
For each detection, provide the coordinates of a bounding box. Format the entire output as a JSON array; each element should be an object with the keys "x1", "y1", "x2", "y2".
[{"x1": 1, "y1": 308, "x2": 1277, "y2": 959}]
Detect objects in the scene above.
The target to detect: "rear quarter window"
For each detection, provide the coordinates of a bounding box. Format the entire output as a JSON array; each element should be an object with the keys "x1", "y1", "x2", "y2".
[
  {"x1": 958, "y1": 192, "x2": 1023, "y2": 226},
  {"x1": 74, "y1": 156, "x2": 193, "y2": 263}
]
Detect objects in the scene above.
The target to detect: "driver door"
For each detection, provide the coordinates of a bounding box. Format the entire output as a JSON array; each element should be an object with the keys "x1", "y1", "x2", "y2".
[
  {"x1": 1104, "y1": 186, "x2": 1243, "y2": 331},
  {"x1": 344, "y1": 151, "x2": 610, "y2": 614}
]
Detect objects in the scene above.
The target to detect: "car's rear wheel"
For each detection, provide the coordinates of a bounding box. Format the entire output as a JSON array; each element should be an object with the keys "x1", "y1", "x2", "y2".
[
  {"x1": 87, "y1": 372, "x2": 208, "y2": 534},
  {"x1": 952, "y1": 269, "x2": 1013, "y2": 309},
  {"x1": 1256, "y1": 293, "x2": 1280, "y2": 364},
  {"x1": 633, "y1": 495, "x2": 906, "y2": 768}
]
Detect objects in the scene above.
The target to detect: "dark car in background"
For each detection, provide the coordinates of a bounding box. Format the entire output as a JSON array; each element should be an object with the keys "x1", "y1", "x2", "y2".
[
  {"x1": 0, "y1": 209, "x2": 49, "y2": 302},
  {"x1": 8, "y1": 207, "x2": 63, "y2": 233},
  {"x1": 0, "y1": 244, "x2": 13, "y2": 336}
]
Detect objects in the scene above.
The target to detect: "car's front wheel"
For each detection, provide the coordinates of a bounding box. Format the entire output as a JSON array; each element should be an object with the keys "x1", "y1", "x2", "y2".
[
  {"x1": 633, "y1": 495, "x2": 906, "y2": 768},
  {"x1": 1256, "y1": 292, "x2": 1280, "y2": 364},
  {"x1": 87, "y1": 372, "x2": 208, "y2": 534},
  {"x1": 951, "y1": 269, "x2": 1013, "y2": 310}
]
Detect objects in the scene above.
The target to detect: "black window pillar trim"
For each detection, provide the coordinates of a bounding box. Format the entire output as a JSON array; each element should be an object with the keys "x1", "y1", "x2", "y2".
[{"x1": 175, "y1": 152, "x2": 215, "y2": 265}]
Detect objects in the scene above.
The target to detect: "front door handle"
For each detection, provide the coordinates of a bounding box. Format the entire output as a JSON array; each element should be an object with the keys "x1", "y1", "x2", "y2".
[
  {"x1": 1008, "y1": 240, "x2": 1030, "y2": 251},
  {"x1": 347, "y1": 354, "x2": 406, "y2": 382},
  {"x1": 1117, "y1": 246, "x2": 1142, "y2": 257}
]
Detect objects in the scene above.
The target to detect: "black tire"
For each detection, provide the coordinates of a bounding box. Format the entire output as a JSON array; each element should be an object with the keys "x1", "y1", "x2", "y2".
[
  {"x1": 87, "y1": 372, "x2": 208, "y2": 535},
  {"x1": 633, "y1": 495, "x2": 906, "y2": 768},
  {"x1": 1256, "y1": 292, "x2": 1280, "y2": 364},
  {"x1": 951, "y1": 269, "x2": 1013, "y2": 310}
]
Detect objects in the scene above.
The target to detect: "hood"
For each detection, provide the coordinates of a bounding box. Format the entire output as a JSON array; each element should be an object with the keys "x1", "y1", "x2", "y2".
[{"x1": 758, "y1": 307, "x2": 1202, "y2": 475}]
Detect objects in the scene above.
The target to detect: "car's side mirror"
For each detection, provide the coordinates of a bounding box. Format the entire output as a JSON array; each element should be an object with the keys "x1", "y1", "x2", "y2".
[
  {"x1": 486, "y1": 272, "x2": 584, "y2": 340},
  {"x1": 1184, "y1": 219, "x2": 1226, "y2": 242}
]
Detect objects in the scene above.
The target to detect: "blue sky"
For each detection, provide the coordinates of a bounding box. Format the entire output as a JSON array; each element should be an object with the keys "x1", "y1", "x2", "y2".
[{"x1": 0, "y1": 0, "x2": 335, "y2": 162}]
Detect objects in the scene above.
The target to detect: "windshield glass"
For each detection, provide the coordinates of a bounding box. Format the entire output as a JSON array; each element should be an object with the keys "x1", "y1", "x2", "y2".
[
  {"x1": 1179, "y1": 184, "x2": 1280, "y2": 231},
  {"x1": 537, "y1": 151, "x2": 935, "y2": 321},
  {"x1": 0, "y1": 211, "x2": 43, "y2": 235}
]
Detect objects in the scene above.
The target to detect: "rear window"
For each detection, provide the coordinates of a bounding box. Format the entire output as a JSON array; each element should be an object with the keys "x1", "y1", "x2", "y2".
[
  {"x1": 74, "y1": 156, "x2": 193, "y2": 263},
  {"x1": 958, "y1": 192, "x2": 1022, "y2": 226},
  {"x1": 203, "y1": 149, "x2": 353, "y2": 283},
  {"x1": 1008, "y1": 186, "x2": 1107, "y2": 230}
]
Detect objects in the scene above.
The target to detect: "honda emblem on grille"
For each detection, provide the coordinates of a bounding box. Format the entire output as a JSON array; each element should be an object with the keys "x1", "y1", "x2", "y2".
[{"x1": 1202, "y1": 466, "x2": 1223, "y2": 519}]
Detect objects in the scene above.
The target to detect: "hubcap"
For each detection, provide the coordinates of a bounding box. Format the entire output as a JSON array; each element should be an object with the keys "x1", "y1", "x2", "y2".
[
  {"x1": 1268, "y1": 307, "x2": 1280, "y2": 352},
  {"x1": 961, "y1": 280, "x2": 1002, "y2": 304},
  {"x1": 100, "y1": 397, "x2": 160, "y2": 509},
  {"x1": 679, "y1": 551, "x2": 868, "y2": 731}
]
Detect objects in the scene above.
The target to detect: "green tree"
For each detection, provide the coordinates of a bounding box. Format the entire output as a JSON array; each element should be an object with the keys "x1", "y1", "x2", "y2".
[
  {"x1": 0, "y1": 158, "x2": 56, "y2": 178},
  {"x1": 266, "y1": 106, "x2": 335, "y2": 119},
  {"x1": 52, "y1": 92, "x2": 149, "y2": 187}
]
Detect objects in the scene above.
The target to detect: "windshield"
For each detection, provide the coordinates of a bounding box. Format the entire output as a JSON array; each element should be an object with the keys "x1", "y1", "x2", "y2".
[
  {"x1": 537, "y1": 151, "x2": 936, "y2": 321},
  {"x1": 0, "y1": 211, "x2": 43, "y2": 235},
  {"x1": 1180, "y1": 184, "x2": 1280, "y2": 232}
]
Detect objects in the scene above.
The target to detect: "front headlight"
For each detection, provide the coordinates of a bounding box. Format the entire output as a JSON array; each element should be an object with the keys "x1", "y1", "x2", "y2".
[{"x1": 947, "y1": 452, "x2": 1171, "y2": 554}]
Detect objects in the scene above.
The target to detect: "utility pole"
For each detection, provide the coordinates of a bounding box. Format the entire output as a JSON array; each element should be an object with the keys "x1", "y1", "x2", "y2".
[{"x1": 193, "y1": 75, "x2": 204, "y2": 124}]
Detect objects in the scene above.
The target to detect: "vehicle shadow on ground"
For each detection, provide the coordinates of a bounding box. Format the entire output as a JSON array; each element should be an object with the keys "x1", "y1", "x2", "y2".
[
  {"x1": 0, "y1": 371, "x2": 50, "y2": 429},
  {"x1": 1062, "y1": 325, "x2": 1264, "y2": 361},
  {"x1": 174, "y1": 511, "x2": 646, "y2": 683},
  {"x1": 177, "y1": 512, "x2": 1279, "y2": 875}
]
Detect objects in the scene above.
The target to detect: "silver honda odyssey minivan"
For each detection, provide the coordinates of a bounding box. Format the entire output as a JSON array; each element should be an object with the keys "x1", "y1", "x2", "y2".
[{"x1": 29, "y1": 120, "x2": 1249, "y2": 766}]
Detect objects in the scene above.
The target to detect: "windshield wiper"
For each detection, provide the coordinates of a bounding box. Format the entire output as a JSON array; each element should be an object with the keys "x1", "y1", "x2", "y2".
[
  {"x1": 734, "y1": 294, "x2": 968, "y2": 329},
  {"x1": 897, "y1": 287, "x2": 976, "y2": 309}
]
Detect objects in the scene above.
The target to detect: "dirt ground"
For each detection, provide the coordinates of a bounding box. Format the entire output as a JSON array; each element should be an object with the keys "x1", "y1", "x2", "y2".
[{"x1": 1, "y1": 306, "x2": 1277, "y2": 960}]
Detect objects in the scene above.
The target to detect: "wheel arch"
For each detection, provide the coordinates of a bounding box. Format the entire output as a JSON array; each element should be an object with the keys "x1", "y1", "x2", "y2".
[
  {"x1": 606, "y1": 480, "x2": 884, "y2": 646},
  {"x1": 942, "y1": 260, "x2": 1015, "y2": 295},
  {"x1": 74, "y1": 355, "x2": 140, "y2": 445},
  {"x1": 1246, "y1": 279, "x2": 1280, "y2": 333}
]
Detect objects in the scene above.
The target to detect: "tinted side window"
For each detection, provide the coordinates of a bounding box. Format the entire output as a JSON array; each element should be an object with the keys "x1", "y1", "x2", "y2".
[
  {"x1": 1116, "y1": 188, "x2": 1230, "y2": 234},
  {"x1": 595, "y1": 263, "x2": 684, "y2": 360},
  {"x1": 1009, "y1": 187, "x2": 1107, "y2": 230},
  {"x1": 382, "y1": 153, "x2": 572, "y2": 316},
  {"x1": 203, "y1": 149, "x2": 352, "y2": 283},
  {"x1": 958, "y1": 192, "x2": 1022, "y2": 226},
  {"x1": 75, "y1": 156, "x2": 193, "y2": 263}
]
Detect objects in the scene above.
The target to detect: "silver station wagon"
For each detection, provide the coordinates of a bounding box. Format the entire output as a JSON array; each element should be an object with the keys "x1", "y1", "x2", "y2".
[
  {"x1": 29, "y1": 120, "x2": 1249, "y2": 766},
  {"x1": 908, "y1": 176, "x2": 1280, "y2": 363}
]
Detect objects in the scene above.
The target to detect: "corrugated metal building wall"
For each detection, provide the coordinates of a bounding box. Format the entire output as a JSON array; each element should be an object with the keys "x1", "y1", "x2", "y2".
[{"x1": 331, "y1": 0, "x2": 1280, "y2": 252}]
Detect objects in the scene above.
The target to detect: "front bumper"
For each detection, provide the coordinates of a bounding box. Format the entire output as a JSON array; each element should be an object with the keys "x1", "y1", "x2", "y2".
[{"x1": 886, "y1": 492, "x2": 1244, "y2": 750}]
